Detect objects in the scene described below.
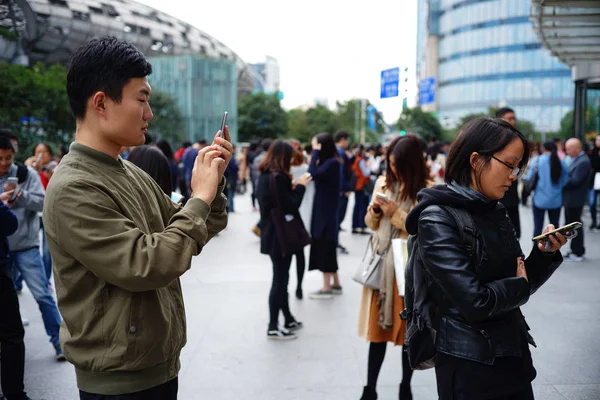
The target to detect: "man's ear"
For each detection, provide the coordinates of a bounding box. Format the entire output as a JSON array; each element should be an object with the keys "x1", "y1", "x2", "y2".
[{"x1": 91, "y1": 91, "x2": 107, "y2": 118}]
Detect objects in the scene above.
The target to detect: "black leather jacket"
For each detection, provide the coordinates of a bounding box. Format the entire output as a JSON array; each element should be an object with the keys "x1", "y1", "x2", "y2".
[{"x1": 415, "y1": 202, "x2": 563, "y2": 365}]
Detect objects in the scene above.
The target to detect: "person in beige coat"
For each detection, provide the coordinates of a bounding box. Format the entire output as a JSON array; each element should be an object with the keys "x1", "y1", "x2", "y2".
[{"x1": 358, "y1": 135, "x2": 431, "y2": 400}]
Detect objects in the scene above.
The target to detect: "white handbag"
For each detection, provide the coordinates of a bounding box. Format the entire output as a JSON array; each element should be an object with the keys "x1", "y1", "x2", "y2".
[{"x1": 594, "y1": 172, "x2": 600, "y2": 191}]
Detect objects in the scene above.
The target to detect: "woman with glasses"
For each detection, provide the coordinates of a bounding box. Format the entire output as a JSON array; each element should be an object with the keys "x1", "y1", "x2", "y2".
[{"x1": 405, "y1": 118, "x2": 568, "y2": 399}]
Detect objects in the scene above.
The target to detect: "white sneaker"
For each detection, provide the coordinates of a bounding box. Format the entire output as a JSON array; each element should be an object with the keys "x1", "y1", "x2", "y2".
[
  {"x1": 565, "y1": 253, "x2": 584, "y2": 262},
  {"x1": 21, "y1": 317, "x2": 30, "y2": 327}
]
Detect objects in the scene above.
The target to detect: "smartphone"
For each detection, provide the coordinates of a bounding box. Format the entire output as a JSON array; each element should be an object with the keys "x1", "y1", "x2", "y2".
[
  {"x1": 5, "y1": 177, "x2": 21, "y2": 201},
  {"x1": 375, "y1": 192, "x2": 389, "y2": 202},
  {"x1": 532, "y1": 222, "x2": 583, "y2": 242},
  {"x1": 301, "y1": 172, "x2": 311, "y2": 179},
  {"x1": 218, "y1": 111, "x2": 228, "y2": 138}
]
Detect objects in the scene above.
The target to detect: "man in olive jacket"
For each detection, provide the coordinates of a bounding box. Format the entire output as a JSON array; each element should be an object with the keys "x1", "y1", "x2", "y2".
[{"x1": 42, "y1": 37, "x2": 232, "y2": 399}]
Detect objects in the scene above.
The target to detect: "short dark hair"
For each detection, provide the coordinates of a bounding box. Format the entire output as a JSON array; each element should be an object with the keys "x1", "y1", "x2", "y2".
[
  {"x1": 334, "y1": 131, "x2": 350, "y2": 143},
  {"x1": 127, "y1": 146, "x2": 172, "y2": 196},
  {"x1": 67, "y1": 36, "x2": 152, "y2": 120},
  {"x1": 261, "y1": 139, "x2": 273, "y2": 152},
  {"x1": 0, "y1": 137, "x2": 15, "y2": 152},
  {"x1": 197, "y1": 138, "x2": 207, "y2": 146},
  {"x1": 144, "y1": 132, "x2": 154, "y2": 145},
  {"x1": 445, "y1": 117, "x2": 530, "y2": 188},
  {"x1": 495, "y1": 107, "x2": 515, "y2": 119},
  {"x1": 258, "y1": 139, "x2": 294, "y2": 177},
  {"x1": 33, "y1": 142, "x2": 54, "y2": 157},
  {"x1": 0, "y1": 129, "x2": 17, "y2": 142}
]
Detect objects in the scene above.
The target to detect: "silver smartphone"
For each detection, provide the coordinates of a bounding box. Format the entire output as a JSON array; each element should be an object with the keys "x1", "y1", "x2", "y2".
[
  {"x1": 5, "y1": 177, "x2": 21, "y2": 201},
  {"x1": 218, "y1": 111, "x2": 228, "y2": 138}
]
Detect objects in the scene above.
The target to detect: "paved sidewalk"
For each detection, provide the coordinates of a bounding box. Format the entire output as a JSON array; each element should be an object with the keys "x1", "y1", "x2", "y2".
[{"x1": 9, "y1": 193, "x2": 600, "y2": 399}]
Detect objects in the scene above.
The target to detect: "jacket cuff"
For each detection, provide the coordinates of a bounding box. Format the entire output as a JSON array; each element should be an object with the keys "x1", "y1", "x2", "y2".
[
  {"x1": 487, "y1": 277, "x2": 530, "y2": 315},
  {"x1": 183, "y1": 198, "x2": 211, "y2": 221}
]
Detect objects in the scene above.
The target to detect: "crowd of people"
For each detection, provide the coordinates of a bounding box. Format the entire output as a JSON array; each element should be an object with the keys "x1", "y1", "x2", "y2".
[{"x1": 1, "y1": 35, "x2": 599, "y2": 400}]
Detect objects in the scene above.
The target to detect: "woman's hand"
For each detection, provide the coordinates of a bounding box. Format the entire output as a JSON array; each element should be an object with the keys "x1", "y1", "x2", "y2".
[
  {"x1": 378, "y1": 198, "x2": 398, "y2": 217},
  {"x1": 537, "y1": 224, "x2": 568, "y2": 253},
  {"x1": 294, "y1": 174, "x2": 312, "y2": 187},
  {"x1": 516, "y1": 257, "x2": 528, "y2": 282},
  {"x1": 311, "y1": 137, "x2": 321, "y2": 151}
]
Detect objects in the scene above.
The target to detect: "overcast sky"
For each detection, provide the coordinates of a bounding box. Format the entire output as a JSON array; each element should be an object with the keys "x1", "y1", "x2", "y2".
[{"x1": 140, "y1": 0, "x2": 418, "y2": 124}]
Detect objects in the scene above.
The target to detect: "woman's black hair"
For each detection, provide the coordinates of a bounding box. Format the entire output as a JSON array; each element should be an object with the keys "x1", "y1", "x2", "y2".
[
  {"x1": 445, "y1": 117, "x2": 530, "y2": 188},
  {"x1": 316, "y1": 132, "x2": 339, "y2": 165},
  {"x1": 542, "y1": 141, "x2": 562, "y2": 184},
  {"x1": 127, "y1": 145, "x2": 172, "y2": 195}
]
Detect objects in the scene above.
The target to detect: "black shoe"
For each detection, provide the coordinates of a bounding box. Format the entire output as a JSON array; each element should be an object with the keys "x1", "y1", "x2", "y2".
[
  {"x1": 296, "y1": 288, "x2": 303, "y2": 300},
  {"x1": 399, "y1": 383, "x2": 412, "y2": 400},
  {"x1": 267, "y1": 328, "x2": 297, "y2": 341},
  {"x1": 284, "y1": 320, "x2": 303, "y2": 331},
  {"x1": 360, "y1": 386, "x2": 377, "y2": 400}
]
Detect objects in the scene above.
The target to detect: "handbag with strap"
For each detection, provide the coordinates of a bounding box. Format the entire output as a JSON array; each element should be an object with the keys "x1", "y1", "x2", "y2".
[
  {"x1": 352, "y1": 232, "x2": 394, "y2": 290},
  {"x1": 269, "y1": 173, "x2": 311, "y2": 257},
  {"x1": 523, "y1": 157, "x2": 539, "y2": 196}
]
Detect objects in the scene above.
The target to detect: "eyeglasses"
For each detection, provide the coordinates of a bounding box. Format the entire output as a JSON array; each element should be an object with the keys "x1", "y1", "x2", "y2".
[{"x1": 492, "y1": 156, "x2": 521, "y2": 177}]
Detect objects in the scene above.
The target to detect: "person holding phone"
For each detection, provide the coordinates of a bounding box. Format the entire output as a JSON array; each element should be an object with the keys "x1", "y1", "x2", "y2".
[
  {"x1": 42, "y1": 37, "x2": 232, "y2": 399},
  {"x1": 405, "y1": 118, "x2": 567, "y2": 400},
  {"x1": 256, "y1": 140, "x2": 311, "y2": 339},
  {"x1": 358, "y1": 135, "x2": 430, "y2": 400}
]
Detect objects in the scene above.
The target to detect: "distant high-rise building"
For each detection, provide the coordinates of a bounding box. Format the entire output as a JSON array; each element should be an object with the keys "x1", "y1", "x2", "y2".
[
  {"x1": 416, "y1": 0, "x2": 574, "y2": 132},
  {"x1": 251, "y1": 56, "x2": 280, "y2": 94}
]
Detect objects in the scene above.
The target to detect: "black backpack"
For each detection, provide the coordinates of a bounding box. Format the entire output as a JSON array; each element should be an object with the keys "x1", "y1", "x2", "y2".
[{"x1": 400, "y1": 206, "x2": 479, "y2": 370}]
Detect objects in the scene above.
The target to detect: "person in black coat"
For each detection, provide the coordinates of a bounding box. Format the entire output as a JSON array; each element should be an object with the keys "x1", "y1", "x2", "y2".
[
  {"x1": 256, "y1": 140, "x2": 312, "y2": 340},
  {"x1": 590, "y1": 135, "x2": 600, "y2": 229},
  {"x1": 1, "y1": 180, "x2": 31, "y2": 400},
  {"x1": 307, "y1": 133, "x2": 342, "y2": 299},
  {"x1": 496, "y1": 107, "x2": 521, "y2": 238},
  {"x1": 406, "y1": 118, "x2": 568, "y2": 400}
]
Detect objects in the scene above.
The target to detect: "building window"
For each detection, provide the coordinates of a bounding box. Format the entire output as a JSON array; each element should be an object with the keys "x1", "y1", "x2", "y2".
[
  {"x1": 89, "y1": 6, "x2": 103, "y2": 15},
  {"x1": 139, "y1": 27, "x2": 150, "y2": 36},
  {"x1": 72, "y1": 11, "x2": 91, "y2": 21},
  {"x1": 48, "y1": 0, "x2": 68, "y2": 7}
]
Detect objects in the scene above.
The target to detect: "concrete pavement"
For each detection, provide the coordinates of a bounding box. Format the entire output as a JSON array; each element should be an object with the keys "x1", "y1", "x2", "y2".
[{"x1": 9, "y1": 192, "x2": 600, "y2": 399}]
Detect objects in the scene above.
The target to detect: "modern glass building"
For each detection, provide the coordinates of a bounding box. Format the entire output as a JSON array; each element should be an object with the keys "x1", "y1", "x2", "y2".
[{"x1": 417, "y1": 0, "x2": 574, "y2": 133}]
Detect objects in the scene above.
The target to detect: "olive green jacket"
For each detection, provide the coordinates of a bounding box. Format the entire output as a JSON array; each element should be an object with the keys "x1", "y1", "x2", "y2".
[{"x1": 43, "y1": 143, "x2": 227, "y2": 395}]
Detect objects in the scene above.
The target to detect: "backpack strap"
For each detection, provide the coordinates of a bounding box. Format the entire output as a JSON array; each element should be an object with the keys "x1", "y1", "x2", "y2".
[
  {"x1": 16, "y1": 164, "x2": 28, "y2": 184},
  {"x1": 440, "y1": 206, "x2": 478, "y2": 256}
]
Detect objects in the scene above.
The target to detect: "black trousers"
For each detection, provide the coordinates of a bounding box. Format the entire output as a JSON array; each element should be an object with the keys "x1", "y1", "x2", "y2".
[
  {"x1": 0, "y1": 262, "x2": 26, "y2": 400},
  {"x1": 565, "y1": 206, "x2": 585, "y2": 256},
  {"x1": 338, "y1": 193, "x2": 349, "y2": 228},
  {"x1": 268, "y1": 250, "x2": 293, "y2": 329},
  {"x1": 80, "y1": 378, "x2": 178, "y2": 400}
]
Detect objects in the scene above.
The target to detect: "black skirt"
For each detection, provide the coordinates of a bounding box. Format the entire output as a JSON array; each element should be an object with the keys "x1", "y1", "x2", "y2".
[{"x1": 308, "y1": 238, "x2": 338, "y2": 273}]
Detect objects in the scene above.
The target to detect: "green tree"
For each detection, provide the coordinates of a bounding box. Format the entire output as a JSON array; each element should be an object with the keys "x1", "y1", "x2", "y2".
[
  {"x1": 238, "y1": 92, "x2": 288, "y2": 142},
  {"x1": 0, "y1": 62, "x2": 75, "y2": 160},
  {"x1": 558, "y1": 107, "x2": 598, "y2": 140},
  {"x1": 286, "y1": 109, "x2": 311, "y2": 142},
  {"x1": 305, "y1": 105, "x2": 339, "y2": 138},
  {"x1": 148, "y1": 90, "x2": 185, "y2": 144},
  {"x1": 397, "y1": 107, "x2": 442, "y2": 139}
]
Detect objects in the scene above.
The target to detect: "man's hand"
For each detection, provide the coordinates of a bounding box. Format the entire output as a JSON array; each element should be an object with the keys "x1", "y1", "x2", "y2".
[
  {"x1": 213, "y1": 125, "x2": 233, "y2": 183},
  {"x1": 191, "y1": 145, "x2": 226, "y2": 204},
  {"x1": 0, "y1": 189, "x2": 20, "y2": 207},
  {"x1": 516, "y1": 257, "x2": 528, "y2": 282}
]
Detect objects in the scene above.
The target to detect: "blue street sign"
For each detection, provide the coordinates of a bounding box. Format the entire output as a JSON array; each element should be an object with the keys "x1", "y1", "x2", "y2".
[
  {"x1": 380, "y1": 67, "x2": 400, "y2": 99},
  {"x1": 419, "y1": 77, "x2": 436, "y2": 105}
]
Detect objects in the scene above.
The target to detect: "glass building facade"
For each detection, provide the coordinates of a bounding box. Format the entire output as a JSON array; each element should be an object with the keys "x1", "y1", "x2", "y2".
[
  {"x1": 148, "y1": 55, "x2": 238, "y2": 143},
  {"x1": 420, "y1": 0, "x2": 574, "y2": 132}
]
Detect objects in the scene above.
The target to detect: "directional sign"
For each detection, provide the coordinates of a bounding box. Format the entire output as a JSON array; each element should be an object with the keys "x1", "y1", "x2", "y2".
[
  {"x1": 419, "y1": 77, "x2": 436, "y2": 105},
  {"x1": 380, "y1": 67, "x2": 400, "y2": 99}
]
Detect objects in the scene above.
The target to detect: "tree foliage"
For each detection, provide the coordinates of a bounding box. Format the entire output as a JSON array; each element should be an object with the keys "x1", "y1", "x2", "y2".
[
  {"x1": 147, "y1": 90, "x2": 185, "y2": 144},
  {"x1": 0, "y1": 62, "x2": 75, "y2": 160},
  {"x1": 397, "y1": 107, "x2": 442, "y2": 140},
  {"x1": 238, "y1": 92, "x2": 288, "y2": 142}
]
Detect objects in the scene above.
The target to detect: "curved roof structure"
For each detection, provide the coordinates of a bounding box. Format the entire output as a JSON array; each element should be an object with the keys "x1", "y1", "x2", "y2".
[
  {"x1": 0, "y1": 0, "x2": 256, "y2": 94},
  {"x1": 530, "y1": 0, "x2": 600, "y2": 81}
]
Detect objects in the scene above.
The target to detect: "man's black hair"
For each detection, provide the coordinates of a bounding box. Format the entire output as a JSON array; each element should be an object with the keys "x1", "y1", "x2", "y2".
[
  {"x1": 0, "y1": 129, "x2": 18, "y2": 142},
  {"x1": 67, "y1": 36, "x2": 153, "y2": 120},
  {"x1": 334, "y1": 131, "x2": 350, "y2": 143},
  {"x1": 0, "y1": 137, "x2": 15, "y2": 152},
  {"x1": 495, "y1": 107, "x2": 515, "y2": 119}
]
